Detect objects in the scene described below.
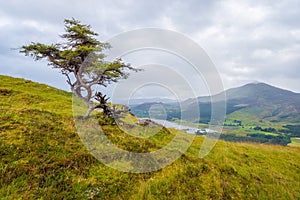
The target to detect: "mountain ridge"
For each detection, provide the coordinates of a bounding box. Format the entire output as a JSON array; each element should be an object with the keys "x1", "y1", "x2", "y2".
[
  {"x1": 131, "y1": 82, "x2": 300, "y2": 124},
  {"x1": 185, "y1": 82, "x2": 300, "y2": 103}
]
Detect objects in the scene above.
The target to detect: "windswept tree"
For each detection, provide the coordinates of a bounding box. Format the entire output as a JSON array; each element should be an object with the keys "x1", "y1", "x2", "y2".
[{"x1": 20, "y1": 18, "x2": 139, "y2": 119}]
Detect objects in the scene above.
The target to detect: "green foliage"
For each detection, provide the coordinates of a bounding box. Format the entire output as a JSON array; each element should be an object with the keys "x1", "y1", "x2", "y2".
[
  {"x1": 20, "y1": 18, "x2": 104, "y2": 70},
  {"x1": 1, "y1": 75, "x2": 300, "y2": 199},
  {"x1": 281, "y1": 125, "x2": 300, "y2": 137},
  {"x1": 219, "y1": 133, "x2": 291, "y2": 145}
]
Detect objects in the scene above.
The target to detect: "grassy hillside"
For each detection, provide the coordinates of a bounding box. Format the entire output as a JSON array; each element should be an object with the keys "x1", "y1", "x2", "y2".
[
  {"x1": 132, "y1": 83, "x2": 300, "y2": 146},
  {"x1": 201, "y1": 82, "x2": 300, "y2": 124},
  {"x1": 1, "y1": 75, "x2": 300, "y2": 199}
]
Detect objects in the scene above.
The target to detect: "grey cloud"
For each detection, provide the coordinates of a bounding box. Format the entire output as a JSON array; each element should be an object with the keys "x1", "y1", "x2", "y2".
[{"x1": 0, "y1": 0, "x2": 299, "y2": 98}]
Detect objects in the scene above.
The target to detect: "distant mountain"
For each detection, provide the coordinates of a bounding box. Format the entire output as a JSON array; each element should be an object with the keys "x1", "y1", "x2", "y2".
[
  {"x1": 130, "y1": 102, "x2": 181, "y2": 120},
  {"x1": 115, "y1": 98, "x2": 178, "y2": 106},
  {"x1": 128, "y1": 98, "x2": 178, "y2": 106},
  {"x1": 130, "y1": 82, "x2": 300, "y2": 124}
]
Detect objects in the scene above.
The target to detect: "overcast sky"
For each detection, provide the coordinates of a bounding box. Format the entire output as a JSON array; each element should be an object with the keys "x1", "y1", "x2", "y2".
[{"x1": 0, "y1": 0, "x2": 300, "y2": 100}]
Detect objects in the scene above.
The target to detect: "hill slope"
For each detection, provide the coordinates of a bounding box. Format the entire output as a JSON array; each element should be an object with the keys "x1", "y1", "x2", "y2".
[
  {"x1": 1, "y1": 75, "x2": 300, "y2": 199},
  {"x1": 186, "y1": 82, "x2": 300, "y2": 124},
  {"x1": 132, "y1": 82, "x2": 300, "y2": 124}
]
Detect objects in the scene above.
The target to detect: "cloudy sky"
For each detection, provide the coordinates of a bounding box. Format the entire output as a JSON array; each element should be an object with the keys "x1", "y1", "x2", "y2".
[{"x1": 0, "y1": 0, "x2": 300, "y2": 100}]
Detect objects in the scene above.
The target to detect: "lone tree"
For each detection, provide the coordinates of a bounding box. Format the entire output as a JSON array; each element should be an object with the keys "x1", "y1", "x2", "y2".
[{"x1": 20, "y1": 18, "x2": 139, "y2": 119}]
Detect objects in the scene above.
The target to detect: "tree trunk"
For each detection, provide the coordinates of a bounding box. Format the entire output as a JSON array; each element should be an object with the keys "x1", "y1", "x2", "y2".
[{"x1": 83, "y1": 106, "x2": 96, "y2": 119}]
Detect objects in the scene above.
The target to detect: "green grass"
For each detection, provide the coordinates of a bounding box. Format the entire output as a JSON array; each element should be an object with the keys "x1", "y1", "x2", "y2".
[
  {"x1": 223, "y1": 126, "x2": 278, "y2": 136},
  {"x1": 1, "y1": 75, "x2": 300, "y2": 199},
  {"x1": 227, "y1": 107, "x2": 289, "y2": 129},
  {"x1": 289, "y1": 138, "x2": 300, "y2": 147}
]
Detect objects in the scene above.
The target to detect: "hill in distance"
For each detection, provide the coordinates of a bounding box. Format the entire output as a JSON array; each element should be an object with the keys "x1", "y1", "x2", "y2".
[
  {"x1": 193, "y1": 82, "x2": 300, "y2": 123},
  {"x1": 1, "y1": 75, "x2": 300, "y2": 199},
  {"x1": 130, "y1": 82, "x2": 300, "y2": 145},
  {"x1": 131, "y1": 82, "x2": 300, "y2": 124},
  {"x1": 115, "y1": 97, "x2": 178, "y2": 106}
]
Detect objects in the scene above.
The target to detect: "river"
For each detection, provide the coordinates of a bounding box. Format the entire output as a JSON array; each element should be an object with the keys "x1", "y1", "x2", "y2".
[{"x1": 148, "y1": 119, "x2": 215, "y2": 134}]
